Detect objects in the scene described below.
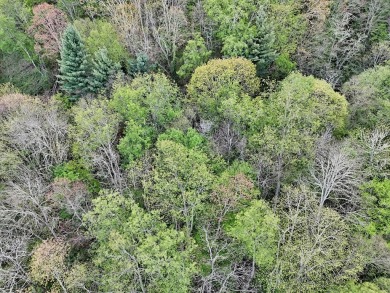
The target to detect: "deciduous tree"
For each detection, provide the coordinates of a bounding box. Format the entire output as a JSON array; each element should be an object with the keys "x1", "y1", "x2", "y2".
[
  {"x1": 111, "y1": 73, "x2": 183, "y2": 164},
  {"x1": 28, "y1": 3, "x2": 68, "y2": 61},
  {"x1": 103, "y1": 0, "x2": 189, "y2": 72},
  {"x1": 309, "y1": 135, "x2": 362, "y2": 212},
  {"x1": 177, "y1": 33, "x2": 211, "y2": 80},
  {"x1": 144, "y1": 139, "x2": 213, "y2": 233},
  {"x1": 71, "y1": 98, "x2": 125, "y2": 191},
  {"x1": 342, "y1": 64, "x2": 390, "y2": 129},
  {"x1": 249, "y1": 72, "x2": 348, "y2": 200},
  {"x1": 84, "y1": 191, "x2": 197, "y2": 292},
  {"x1": 269, "y1": 185, "x2": 367, "y2": 292},
  {"x1": 30, "y1": 238, "x2": 69, "y2": 290},
  {"x1": 4, "y1": 98, "x2": 69, "y2": 176},
  {"x1": 227, "y1": 199, "x2": 279, "y2": 285},
  {"x1": 74, "y1": 19, "x2": 128, "y2": 64}
]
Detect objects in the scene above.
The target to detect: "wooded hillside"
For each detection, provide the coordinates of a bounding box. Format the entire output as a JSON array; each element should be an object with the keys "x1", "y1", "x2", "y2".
[{"x1": 0, "y1": 0, "x2": 389, "y2": 292}]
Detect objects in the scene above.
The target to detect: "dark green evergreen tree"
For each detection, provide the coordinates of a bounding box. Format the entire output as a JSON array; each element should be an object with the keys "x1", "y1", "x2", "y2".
[
  {"x1": 58, "y1": 25, "x2": 90, "y2": 101},
  {"x1": 89, "y1": 47, "x2": 120, "y2": 95},
  {"x1": 247, "y1": 9, "x2": 277, "y2": 77},
  {"x1": 127, "y1": 53, "x2": 156, "y2": 77}
]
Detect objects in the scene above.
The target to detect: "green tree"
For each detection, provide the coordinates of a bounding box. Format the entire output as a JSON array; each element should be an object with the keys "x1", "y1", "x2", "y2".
[
  {"x1": 89, "y1": 47, "x2": 120, "y2": 95},
  {"x1": 374, "y1": 278, "x2": 390, "y2": 292},
  {"x1": 112, "y1": 73, "x2": 182, "y2": 130},
  {"x1": 249, "y1": 72, "x2": 348, "y2": 198},
  {"x1": 227, "y1": 199, "x2": 279, "y2": 273},
  {"x1": 203, "y1": 0, "x2": 303, "y2": 78},
  {"x1": 0, "y1": 0, "x2": 51, "y2": 94},
  {"x1": 0, "y1": 53, "x2": 51, "y2": 95},
  {"x1": 64, "y1": 263, "x2": 96, "y2": 293},
  {"x1": 268, "y1": 0, "x2": 305, "y2": 71},
  {"x1": 269, "y1": 185, "x2": 367, "y2": 292},
  {"x1": 0, "y1": 0, "x2": 32, "y2": 56},
  {"x1": 84, "y1": 191, "x2": 196, "y2": 292},
  {"x1": 362, "y1": 179, "x2": 390, "y2": 237},
  {"x1": 203, "y1": 0, "x2": 262, "y2": 57},
  {"x1": 71, "y1": 99, "x2": 120, "y2": 164},
  {"x1": 177, "y1": 34, "x2": 211, "y2": 80},
  {"x1": 247, "y1": 10, "x2": 277, "y2": 76},
  {"x1": 144, "y1": 139, "x2": 214, "y2": 233},
  {"x1": 342, "y1": 65, "x2": 390, "y2": 129},
  {"x1": 157, "y1": 128, "x2": 207, "y2": 151},
  {"x1": 136, "y1": 229, "x2": 196, "y2": 292},
  {"x1": 187, "y1": 58, "x2": 259, "y2": 120},
  {"x1": 118, "y1": 119, "x2": 154, "y2": 164},
  {"x1": 70, "y1": 99, "x2": 124, "y2": 190},
  {"x1": 74, "y1": 19, "x2": 128, "y2": 64},
  {"x1": 58, "y1": 25, "x2": 90, "y2": 101},
  {"x1": 331, "y1": 281, "x2": 387, "y2": 293},
  {"x1": 187, "y1": 57, "x2": 263, "y2": 159},
  {"x1": 111, "y1": 73, "x2": 182, "y2": 164},
  {"x1": 127, "y1": 53, "x2": 156, "y2": 77}
]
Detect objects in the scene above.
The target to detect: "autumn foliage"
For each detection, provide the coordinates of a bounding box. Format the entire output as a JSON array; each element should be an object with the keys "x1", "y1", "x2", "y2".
[{"x1": 28, "y1": 3, "x2": 68, "y2": 60}]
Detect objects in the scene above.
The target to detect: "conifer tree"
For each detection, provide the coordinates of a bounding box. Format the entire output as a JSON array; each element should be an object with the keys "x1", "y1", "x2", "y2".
[
  {"x1": 89, "y1": 47, "x2": 119, "y2": 95},
  {"x1": 247, "y1": 9, "x2": 277, "y2": 76},
  {"x1": 127, "y1": 53, "x2": 156, "y2": 77},
  {"x1": 58, "y1": 25, "x2": 90, "y2": 101}
]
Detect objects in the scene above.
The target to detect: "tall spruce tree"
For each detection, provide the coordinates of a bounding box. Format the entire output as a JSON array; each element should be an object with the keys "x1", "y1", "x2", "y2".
[
  {"x1": 58, "y1": 25, "x2": 90, "y2": 101},
  {"x1": 89, "y1": 47, "x2": 120, "y2": 95},
  {"x1": 247, "y1": 9, "x2": 277, "y2": 77},
  {"x1": 127, "y1": 53, "x2": 155, "y2": 77}
]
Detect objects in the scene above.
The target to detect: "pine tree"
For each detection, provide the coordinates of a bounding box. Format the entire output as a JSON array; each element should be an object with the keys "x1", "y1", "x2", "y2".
[
  {"x1": 89, "y1": 47, "x2": 119, "y2": 95},
  {"x1": 58, "y1": 25, "x2": 90, "y2": 101}
]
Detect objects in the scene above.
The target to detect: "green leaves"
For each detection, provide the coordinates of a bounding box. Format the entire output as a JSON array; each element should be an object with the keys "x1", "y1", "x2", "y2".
[
  {"x1": 188, "y1": 58, "x2": 259, "y2": 120},
  {"x1": 203, "y1": 0, "x2": 302, "y2": 78},
  {"x1": 1, "y1": 0, "x2": 390, "y2": 292},
  {"x1": 227, "y1": 199, "x2": 279, "y2": 269},
  {"x1": 144, "y1": 138, "x2": 214, "y2": 233},
  {"x1": 269, "y1": 72, "x2": 348, "y2": 135},
  {"x1": 84, "y1": 191, "x2": 196, "y2": 292},
  {"x1": 269, "y1": 185, "x2": 366, "y2": 292},
  {"x1": 362, "y1": 179, "x2": 390, "y2": 237},
  {"x1": 71, "y1": 99, "x2": 120, "y2": 163},
  {"x1": 249, "y1": 72, "x2": 349, "y2": 196},
  {"x1": 204, "y1": 0, "x2": 259, "y2": 57},
  {"x1": 82, "y1": 20, "x2": 127, "y2": 64},
  {"x1": 342, "y1": 65, "x2": 390, "y2": 129},
  {"x1": 177, "y1": 34, "x2": 211, "y2": 80},
  {"x1": 136, "y1": 229, "x2": 196, "y2": 293},
  {"x1": 118, "y1": 120, "x2": 154, "y2": 164},
  {"x1": 157, "y1": 128, "x2": 206, "y2": 151},
  {"x1": 112, "y1": 73, "x2": 183, "y2": 164},
  {"x1": 0, "y1": 0, "x2": 32, "y2": 55}
]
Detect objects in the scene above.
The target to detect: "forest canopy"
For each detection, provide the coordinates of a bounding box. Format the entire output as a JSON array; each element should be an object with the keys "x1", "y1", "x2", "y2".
[{"x1": 0, "y1": 0, "x2": 389, "y2": 292}]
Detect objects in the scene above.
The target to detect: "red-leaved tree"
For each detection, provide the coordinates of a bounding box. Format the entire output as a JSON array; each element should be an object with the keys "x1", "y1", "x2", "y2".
[{"x1": 28, "y1": 3, "x2": 68, "y2": 60}]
